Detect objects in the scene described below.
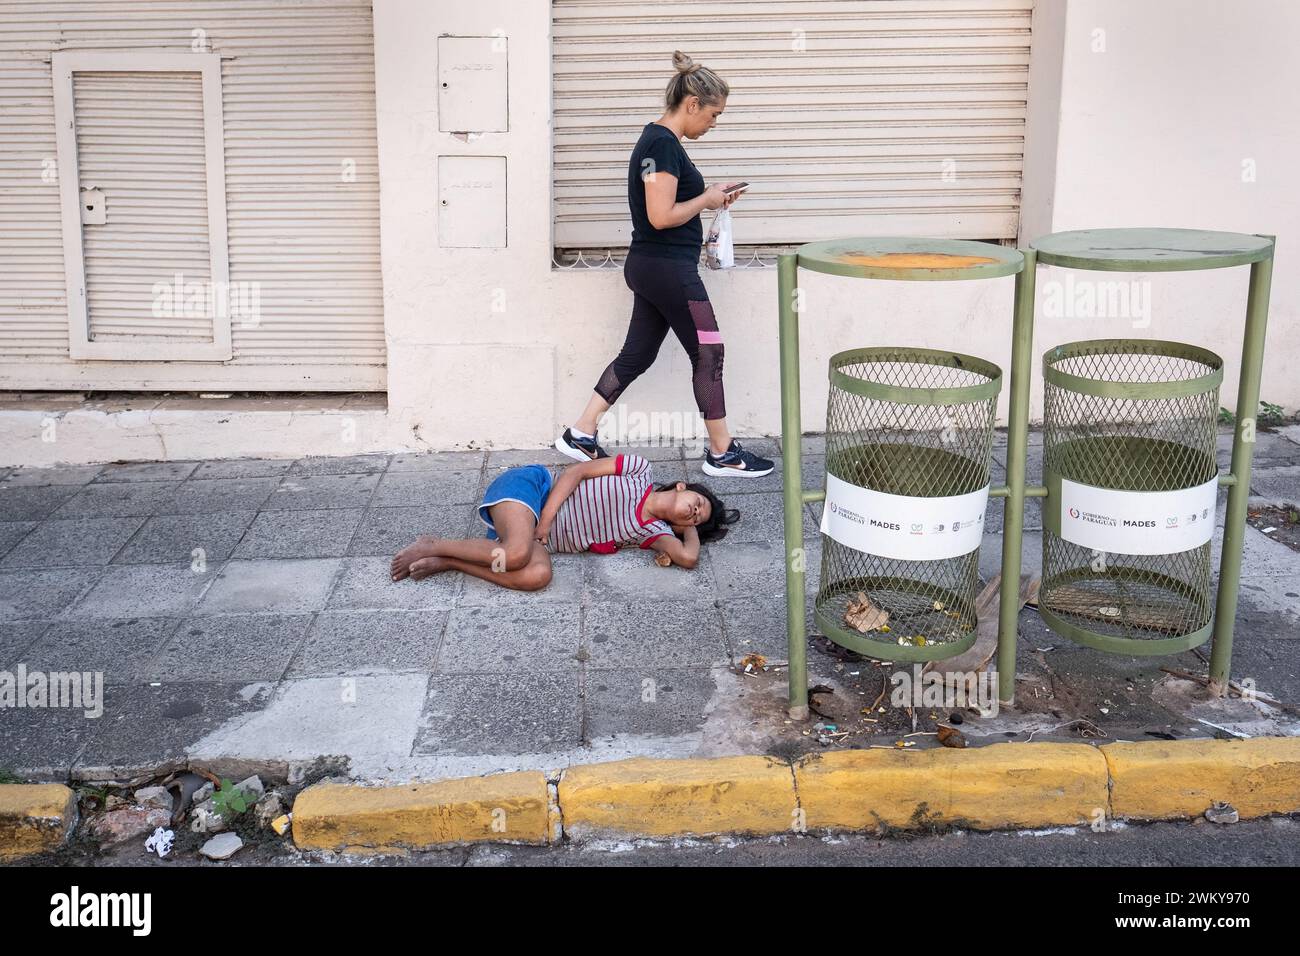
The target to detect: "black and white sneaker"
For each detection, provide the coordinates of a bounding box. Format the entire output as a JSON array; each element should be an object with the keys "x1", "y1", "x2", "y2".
[
  {"x1": 555, "y1": 427, "x2": 609, "y2": 462},
  {"x1": 702, "y1": 439, "x2": 775, "y2": 478}
]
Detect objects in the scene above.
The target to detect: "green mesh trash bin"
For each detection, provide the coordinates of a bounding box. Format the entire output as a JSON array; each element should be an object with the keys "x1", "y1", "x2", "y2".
[
  {"x1": 815, "y1": 347, "x2": 1002, "y2": 662},
  {"x1": 1040, "y1": 339, "x2": 1224, "y2": 654}
]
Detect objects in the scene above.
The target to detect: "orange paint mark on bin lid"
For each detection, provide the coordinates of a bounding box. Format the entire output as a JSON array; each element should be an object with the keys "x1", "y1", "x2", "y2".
[{"x1": 836, "y1": 252, "x2": 997, "y2": 269}]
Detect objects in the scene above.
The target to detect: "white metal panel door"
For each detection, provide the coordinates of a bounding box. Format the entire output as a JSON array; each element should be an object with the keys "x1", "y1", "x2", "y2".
[
  {"x1": 53, "y1": 52, "x2": 232, "y2": 361},
  {"x1": 552, "y1": 0, "x2": 1034, "y2": 249}
]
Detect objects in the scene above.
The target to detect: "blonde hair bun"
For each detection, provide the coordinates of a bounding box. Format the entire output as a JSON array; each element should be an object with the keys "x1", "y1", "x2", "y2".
[{"x1": 672, "y1": 50, "x2": 702, "y2": 75}]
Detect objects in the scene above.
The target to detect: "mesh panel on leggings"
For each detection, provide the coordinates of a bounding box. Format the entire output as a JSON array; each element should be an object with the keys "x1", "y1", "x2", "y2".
[
  {"x1": 817, "y1": 350, "x2": 997, "y2": 655},
  {"x1": 1042, "y1": 341, "x2": 1220, "y2": 643}
]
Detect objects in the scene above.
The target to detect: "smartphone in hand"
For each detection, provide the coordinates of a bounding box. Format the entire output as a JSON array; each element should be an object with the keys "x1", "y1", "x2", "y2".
[{"x1": 722, "y1": 182, "x2": 750, "y2": 196}]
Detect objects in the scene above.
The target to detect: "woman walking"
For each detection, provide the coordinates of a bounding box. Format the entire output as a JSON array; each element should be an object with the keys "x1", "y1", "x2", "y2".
[{"x1": 555, "y1": 51, "x2": 774, "y2": 479}]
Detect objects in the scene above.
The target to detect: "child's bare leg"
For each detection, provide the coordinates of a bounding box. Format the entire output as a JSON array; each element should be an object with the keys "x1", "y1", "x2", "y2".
[
  {"x1": 410, "y1": 540, "x2": 552, "y2": 592},
  {"x1": 391, "y1": 501, "x2": 537, "y2": 581}
]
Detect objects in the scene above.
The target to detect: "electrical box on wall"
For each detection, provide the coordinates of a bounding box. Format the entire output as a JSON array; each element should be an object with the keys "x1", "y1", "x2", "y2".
[
  {"x1": 438, "y1": 155, "x2": 506, "y2": 248},
  {"x1": 438, "y1": 35, "x2": 507, "y2": 132}
]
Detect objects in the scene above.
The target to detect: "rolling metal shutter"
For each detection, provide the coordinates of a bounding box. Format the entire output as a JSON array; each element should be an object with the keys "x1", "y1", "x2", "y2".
[
  {"x1": 552, "y1": 0, "x2": 1033, "y2": 250},
  {"x1": 0, "y1": 0, "x2": 385, "y2": 391}
]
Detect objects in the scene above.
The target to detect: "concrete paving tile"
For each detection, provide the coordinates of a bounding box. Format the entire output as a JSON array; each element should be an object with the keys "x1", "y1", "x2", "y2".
[
  {"x1": 326, "y1": 556, "x2": 459, "y2": 611},
  {"x1": 288, "y1": 454, "x2": 390, "y2": 476},
  {"x1": 583, "y1": 546, "x2": 717, "y2": 603},
  {"x1": 585, "y1": 667, "x2": 720, "y2": 740},
  {"x1": 52, "y1": 481, "x2": 180, "y2": 518},
  {"x1": 603, "y1": 443, "x2": 690, "y2": 463},
  {"x1": 1250, "y1": 464, "x2": 1300, "y2": 502},
  {"x1": 199, "y1": 559, "x2": 341, "y2": 614},
  {"x1": 347, "y1": 505, "x2": 476, "y2": 557},
  {"x1": 66, "y1": 564, "x2": 215, "y2": 619},
  {"x1": 370, "y1": 469, "x2": 482, "y2": 508},
  {"x1": 19, "y1": 617, "x2": 178, "y2": 684},
  {"x1": 388, "y1": 450, "x2": 486, "y2": 473},
  {"x1": 149, "y1": 614, "x2": 312, "y2": 682},
  {"x1": 978, "y1": 530, "x2": 1043, "y2": 583},
  {"x1": 723, "y1": 491, "x2": 818, "y2": 543},
  {"x1": 190, "y1": 458, "x2": 295, "y2": 480},
  {"x1": 0, "y1": 568, "x2": 101, "y2": 622},
  {"x1": 111, "y1": 511, "x2": 256, "y2": 565},
  {"x1": 94, "y1": 461, "x2": 198, "y2": 482},
  {"x1": 585, "y1": 600, "x2": 727, "y2": 668},
  {"x1": 1212, "y1": 523, "x2": 1300, "y2": 579},
  {"x1": 719, "y1": 596, "x2": 815, "y2": 662},
  {"x1": 436, "y1": 604, "x2": 581, "y2": 673},
  {"x1": 73, "y1": 681, "x2": 276, "y2": 781},
  {"x1": 0, "y1": 485, "x2": 87, "y2": 521},
  {"x1": 0, "y1": 516, "x2": 145, "y2": 569},
  {"x1": 707, "y1": 541, "x2": 794, "y2": 604},
  {"x1": 485, "y1": 448, "x2": 565, "y2": 470},
  {"x1": 288, "y1": 610, "x2": 444, "y2": 677},
  {"x1": 413, "y1": 671, "x2": 582, "y2": 756},
  {"x1": 0, "y1": 521, "x2": 36, "y2": 561},
  {"x1": 153, "y1": 477, "x2": 279, "y2": 515},
  {"x1": 0, "y1": 703, "x2": 110, "y2": 781},
  {"x1": 1227, "y1": 632, "x2": 1300, "y2": 704},
  {"x1": 2, "y1": 464, "x2": 102, "y2": 487},
  {"x1": 984, "y1": 495, "x2": 1043, "y2": 534},
  {"x1": 264, "y1": 473, "x2": 379, "y2": 511},
  {"x1": 233, "y1": 508, "x2": 363, "y2": 559},
  {"x1": 459, "y1": 553, "x2": 584, "y2": 607},
  {"x1": 0, "y1": 621, "x2": 51, "y2": 668},
  {"x1": 186, "y1": 674, "x2": 430, "y2": 772}
]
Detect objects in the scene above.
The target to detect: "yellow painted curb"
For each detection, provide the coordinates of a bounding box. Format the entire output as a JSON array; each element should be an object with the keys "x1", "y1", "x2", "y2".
[
  {"x1": 292, "y1": 771, "x2": 550, "y2": 852},
  {"x1": 0, "y1": 784, "x2": 78, "y2": 860},
  {"x1": 797, "y1": 743, "x2": 1109, "y2": 831},
  {"x1": 559, "y1": 756, "x2": 796, "y2": 839},
  {"x1": 1103, "y1": 737, "x2": 1300, "y2": 820}
]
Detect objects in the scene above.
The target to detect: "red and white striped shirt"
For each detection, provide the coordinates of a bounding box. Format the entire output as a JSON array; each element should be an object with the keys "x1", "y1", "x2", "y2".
[{"x1": 548, "y1": 454, "x2": 673, "y2": 554}]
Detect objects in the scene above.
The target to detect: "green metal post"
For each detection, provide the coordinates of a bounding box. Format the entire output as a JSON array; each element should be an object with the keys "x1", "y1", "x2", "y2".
[
  {"x1": 997, "y1": 248, "x2": 1036, "y2": 705},
  {"x1": 1209, "y1": 240, "x2": 1275, "y2": 692},
  {"x1": 778, "y1": 252, "x2": 809, "y2": 719}
]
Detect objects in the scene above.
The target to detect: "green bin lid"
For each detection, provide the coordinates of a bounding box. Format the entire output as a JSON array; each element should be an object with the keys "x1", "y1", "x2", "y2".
[{"x1": 1031, "y1": 228, "x2": 1273, "y2": 272}]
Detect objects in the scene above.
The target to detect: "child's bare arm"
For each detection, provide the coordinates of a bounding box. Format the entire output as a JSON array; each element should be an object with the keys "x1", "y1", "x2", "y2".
[
  {"x1": 648, "y1": 525, "x2": 700, "y2": 569},
  {"x1": 535, "y1": 457, "x2": 620, "y2": 542}
]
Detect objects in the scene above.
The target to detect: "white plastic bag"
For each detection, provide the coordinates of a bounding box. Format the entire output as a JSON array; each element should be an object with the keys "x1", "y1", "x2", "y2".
[{"x1": 705, "y1": 208, "x2": 734, "y2": 270}]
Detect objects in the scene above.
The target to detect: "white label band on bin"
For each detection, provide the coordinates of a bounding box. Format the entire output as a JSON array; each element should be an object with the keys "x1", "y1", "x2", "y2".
[
  {"x1": 819, "y1": 473, "x2": 989, "y2": 561},
  {"x1": 1058, "y1": 476, "x2": 1218, "y2": 555}
]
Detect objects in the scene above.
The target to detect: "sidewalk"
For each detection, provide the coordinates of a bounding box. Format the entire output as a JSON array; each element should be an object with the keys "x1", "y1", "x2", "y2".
[{"x1": 2, "y1": 427, "x2": 1299, "y2": 787}]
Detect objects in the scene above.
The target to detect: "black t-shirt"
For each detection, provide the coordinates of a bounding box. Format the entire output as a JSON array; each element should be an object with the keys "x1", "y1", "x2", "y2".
[{"x1": 627, "y1": 122, "x2": 705, "y2": 258}]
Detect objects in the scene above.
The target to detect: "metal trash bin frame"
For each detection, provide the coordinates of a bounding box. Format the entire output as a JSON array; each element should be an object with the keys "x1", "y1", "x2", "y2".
[
  {"x1": 777, "y1": 238, "x2": 1025, "y2": 718},
  {"x1": 778, "y1": 229, "x2": 1275, "y2": 717}
]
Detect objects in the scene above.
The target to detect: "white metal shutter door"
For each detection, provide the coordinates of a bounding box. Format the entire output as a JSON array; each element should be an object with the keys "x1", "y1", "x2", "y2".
[
  {"x1": 0, "y1": 0, "x2": 385, "y2": 391},
  {"x1": 75, "y1": 70, "x2": 215, "y2": 349},
  {"x1": 552, "y1": 0, "x2": 1033, "y2": 249}
]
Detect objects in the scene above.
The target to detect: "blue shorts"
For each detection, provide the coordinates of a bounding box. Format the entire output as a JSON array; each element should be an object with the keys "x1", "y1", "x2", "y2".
[{"x1": 478, "y1": 464, "x2": 553, "y2": 540}]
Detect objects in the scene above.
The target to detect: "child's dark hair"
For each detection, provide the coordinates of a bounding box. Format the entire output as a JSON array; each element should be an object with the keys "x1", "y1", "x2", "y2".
[{"x1": 655, "y1": 482, "x2": 740, "y2": 543}]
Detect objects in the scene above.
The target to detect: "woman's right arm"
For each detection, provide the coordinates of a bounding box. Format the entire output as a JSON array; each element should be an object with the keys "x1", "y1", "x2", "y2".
[{"x1": 645, "y1": 174, "x2": 730, "y2": 230}]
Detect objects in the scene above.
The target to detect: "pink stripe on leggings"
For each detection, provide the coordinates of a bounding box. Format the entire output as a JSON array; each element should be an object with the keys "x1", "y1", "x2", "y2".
[{"x1": 697, "y1": 330, "x2": 724, "y2": 345}]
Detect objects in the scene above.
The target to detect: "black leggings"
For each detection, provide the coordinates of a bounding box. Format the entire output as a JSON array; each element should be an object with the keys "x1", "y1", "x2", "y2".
[{"x1": 594, "y1": 251, "x2": 726, "y2": 420}]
